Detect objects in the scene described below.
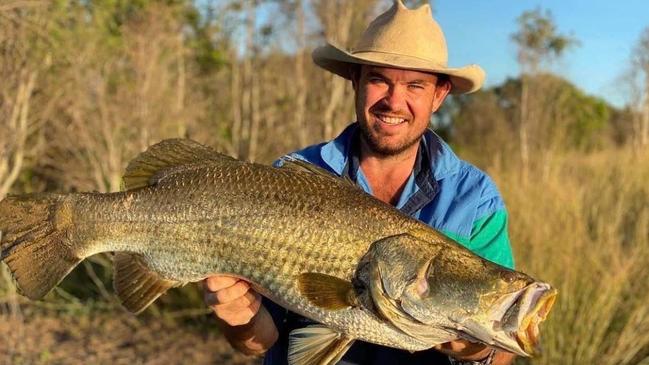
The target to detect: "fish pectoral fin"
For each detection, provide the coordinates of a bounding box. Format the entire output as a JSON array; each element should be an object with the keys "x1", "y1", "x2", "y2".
[
  {"x1": 122, "y1": 139, "x2": 237, "y2": 190},
  {"x1": 297, "y1": 272, "x2": 356, "y2": 310},
  {"x1": 288, "y1": 325, "x2": 355, "y2": 365},
  {"x1": 113, "y1": 252, "x2": 180, "y2": 314}
]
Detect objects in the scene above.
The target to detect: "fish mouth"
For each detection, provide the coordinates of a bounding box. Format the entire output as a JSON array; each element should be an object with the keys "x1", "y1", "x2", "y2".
[
  {"x1": 495, "y1": 282, "x2": 557, "y2": 356},
  {"x1": 512, "y1": 284, "x2": 557, "y2": 355}
]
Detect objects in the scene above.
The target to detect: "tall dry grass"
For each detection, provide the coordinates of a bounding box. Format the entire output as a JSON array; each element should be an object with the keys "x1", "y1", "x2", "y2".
[{"x1": 490, "y1": 148, "x2": 649, "y2": 365}]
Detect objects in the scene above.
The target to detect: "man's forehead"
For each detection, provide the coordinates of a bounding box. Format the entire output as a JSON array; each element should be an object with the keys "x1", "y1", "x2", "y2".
[{"x1": 361, "y1": 65, "x2": 439, "y2": 82}]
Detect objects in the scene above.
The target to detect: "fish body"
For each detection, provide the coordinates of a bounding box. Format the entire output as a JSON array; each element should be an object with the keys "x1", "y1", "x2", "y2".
[{"x1": 0, "y1": 139, "x2": 556, "y2": 364}]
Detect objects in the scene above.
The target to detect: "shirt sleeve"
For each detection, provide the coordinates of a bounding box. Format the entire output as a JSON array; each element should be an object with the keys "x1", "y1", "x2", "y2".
[{"x1": 468, "y1": 209, "x2": 515, "y2": 269}]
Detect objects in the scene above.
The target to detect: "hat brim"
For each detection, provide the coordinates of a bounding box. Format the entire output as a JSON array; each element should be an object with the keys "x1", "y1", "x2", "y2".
[{"x1": 313, "y1": 43, "x2": 485, "y2": 94}]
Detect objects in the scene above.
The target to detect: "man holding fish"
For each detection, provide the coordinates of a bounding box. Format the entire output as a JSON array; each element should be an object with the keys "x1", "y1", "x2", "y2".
[{"x1": 205, "y1": 1, "x2": 518, "y2": 364}]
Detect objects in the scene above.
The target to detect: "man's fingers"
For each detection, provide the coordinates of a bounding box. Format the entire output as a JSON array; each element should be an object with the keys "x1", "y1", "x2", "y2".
[
  {"x1": 205, "y1": 287, "x2": 259, "y2": 309},
  {"x1": 204, "y1": 275, "x2": 239, "y2": 292},
  {"x1": 204, "y1": 283, "x2": 254, "y2": 308},
  {"x1": 215, "y1": 280, "x2": 251, "y2": 304},
  {"x1": 208, "y1": 291, "x2": 263, "y2": 326}
]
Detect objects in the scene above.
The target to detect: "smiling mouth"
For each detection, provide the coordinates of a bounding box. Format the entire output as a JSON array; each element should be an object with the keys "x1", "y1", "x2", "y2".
[{"x1": 374, "y1": 113, "x2": 408, "y2": 125}]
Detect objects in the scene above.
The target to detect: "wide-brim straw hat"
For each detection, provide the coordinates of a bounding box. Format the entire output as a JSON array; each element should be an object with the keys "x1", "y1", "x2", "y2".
[{"x1": 312, "y1": 0, "x2": 485, "y2": 94}]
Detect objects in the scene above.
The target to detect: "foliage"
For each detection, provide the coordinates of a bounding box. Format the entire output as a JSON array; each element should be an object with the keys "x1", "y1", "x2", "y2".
[
  {"x1": 0, "y1": 1, "x2": 648, "y2": 364},
  {"x1": 511, "y1": 8, "x2": 579, "y2": 72},
  {"x1": 448, "y1": 74, "x2": 613, "y2": 169}
]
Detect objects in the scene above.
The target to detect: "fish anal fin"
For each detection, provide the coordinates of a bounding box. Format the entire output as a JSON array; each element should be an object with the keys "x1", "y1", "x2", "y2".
[
  {"x1": 297, "y1": 272, "x2": 356, "y2": 310},
  {"x1": 113, "y1": 253, "x2": 179, "y2": 314},
  {"x1": 288, "y1": 325, "x2": 355, "y2": 365},
  {"x1": 123, "y1": 139, "x2": 237, "y2": 190}
]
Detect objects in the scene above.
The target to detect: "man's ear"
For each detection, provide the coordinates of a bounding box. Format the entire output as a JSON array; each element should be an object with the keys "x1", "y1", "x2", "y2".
[{"x1": 431, "y1": 78, "x2": 451, "y2": 113}]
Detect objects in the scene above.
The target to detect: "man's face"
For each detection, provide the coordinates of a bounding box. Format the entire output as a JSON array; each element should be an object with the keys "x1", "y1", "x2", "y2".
[{"x1": 353, "y1": 66, "x2": 450, "y2": 156}]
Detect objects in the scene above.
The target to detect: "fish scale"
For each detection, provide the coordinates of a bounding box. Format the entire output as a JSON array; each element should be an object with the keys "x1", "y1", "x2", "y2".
[{"x1": 0, "y1": 139, "x2": 557, "y2": 363}]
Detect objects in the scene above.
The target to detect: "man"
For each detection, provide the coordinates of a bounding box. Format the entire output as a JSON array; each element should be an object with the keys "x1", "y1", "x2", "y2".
[{"x1": 204, "y1": 1, "x2": 516, "y2": 364}]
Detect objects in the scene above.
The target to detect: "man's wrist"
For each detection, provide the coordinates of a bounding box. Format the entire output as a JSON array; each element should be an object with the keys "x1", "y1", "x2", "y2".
[
  {"x1": 448, "y1": 348, "x2": 495, "y2": 365},
  {"x1": 220, "y1": 306, "x2": 278, "y2": 356}
]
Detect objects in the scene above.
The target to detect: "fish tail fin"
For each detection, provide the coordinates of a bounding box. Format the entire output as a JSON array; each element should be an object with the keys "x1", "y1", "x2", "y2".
[{"x1": 0, "y1": 193, "x2": 83, "y2": 299}]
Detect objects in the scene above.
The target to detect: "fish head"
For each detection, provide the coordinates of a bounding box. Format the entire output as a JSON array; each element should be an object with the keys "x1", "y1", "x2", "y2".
[{"x1": 358, "y1": 233, "x2": 557, "y2": 356}]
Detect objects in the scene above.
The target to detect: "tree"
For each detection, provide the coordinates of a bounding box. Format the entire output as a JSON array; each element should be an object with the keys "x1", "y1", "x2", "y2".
[
  {"x1": 449, "y1": 74, "x2": 611, "y2": 171},
  {"x1": 511, "y1": 8, "x2": 577, "y2": 180},
  {"x1": 631, "y1": 26, "x2": 649, "y2": 149},
  {"x1": 0, "y1": 2, "x2": 53, "y2": 199}
]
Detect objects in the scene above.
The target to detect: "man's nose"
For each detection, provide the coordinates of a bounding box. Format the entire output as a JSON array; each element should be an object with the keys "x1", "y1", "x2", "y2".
[{"x1": 382, "y1": 85, "x2": 407, "y2": 110}]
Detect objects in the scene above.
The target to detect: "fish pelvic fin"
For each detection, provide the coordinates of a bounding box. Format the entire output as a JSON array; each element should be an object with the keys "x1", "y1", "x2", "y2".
[
  {"x1": 288, "y1": 325, "x2": 355, "y2": 365},
  {"x1": 297, "y1": 272, "x2": 356, "y2": 310},
  {"x1": 113, "y1": 252, "x2": 180, "y2": 314},
  {"x1": 0, "y1": 193, "x2": 82, "y2": 299},
  {"x1": 122, "y1": 139, "x2": 237, "y2": 190}
]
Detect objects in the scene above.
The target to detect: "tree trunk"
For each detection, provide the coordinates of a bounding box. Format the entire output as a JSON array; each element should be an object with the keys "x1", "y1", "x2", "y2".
[
  {"x1": 294, "y1": 0, "x2": 308, "y2": 146},
  {"x1": 0, "y1": 71, "x2": 35, "y2": 199},
  {"x1": 641, "y1": 72, "x2": 649, "y2": 148},
  {"x1": 175, "y1": 32, "x2": 187, "y2": 138},
  {"x1": 321, "y1": 2, "x2": 353, "y2": 140},
  {"x1": 240, "y1": 0, "x2": 256, "y2": 159},
  {"x1": 230, "y1": 50, "x2": 242, "y2": 158},
  {"x1": 519, "y1": 75, "x2": 530, "y2": 183}
]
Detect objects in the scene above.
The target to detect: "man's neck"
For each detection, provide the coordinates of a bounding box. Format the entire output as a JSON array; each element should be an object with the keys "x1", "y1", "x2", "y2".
[{"x1": 359, "y1": 141, "x2": 419, "y2": 206}]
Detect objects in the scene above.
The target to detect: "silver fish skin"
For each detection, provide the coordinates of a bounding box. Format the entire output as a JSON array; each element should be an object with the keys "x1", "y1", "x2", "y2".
[{"x1": 0, "y1": 139, "x2": 557, "y2": 364}]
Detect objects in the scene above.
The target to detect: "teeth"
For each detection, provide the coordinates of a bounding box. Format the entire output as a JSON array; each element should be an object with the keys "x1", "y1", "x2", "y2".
[{"x1": 377, "y1": 115, "x2": 406, "y2": 125}]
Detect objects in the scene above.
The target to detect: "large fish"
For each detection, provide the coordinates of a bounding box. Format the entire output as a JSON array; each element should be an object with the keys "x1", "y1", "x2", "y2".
[{"x1": 0, "y1": 139, "x2": 556, "y2": 364}]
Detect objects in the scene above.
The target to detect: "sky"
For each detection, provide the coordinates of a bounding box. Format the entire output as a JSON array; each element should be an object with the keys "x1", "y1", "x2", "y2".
[{"x1": 433, "y1": 0, "x2": 649, "y2": 107}]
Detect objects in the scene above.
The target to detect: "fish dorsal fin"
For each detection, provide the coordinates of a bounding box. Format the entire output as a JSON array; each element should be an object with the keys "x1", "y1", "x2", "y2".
[
  {"x1": 288, "y1": 325, "x2": 355, "y2": 365},
  {"x1": 279, "y1": 157, "x2": 355, "y2": 186},
  {"x1": 297, "y1": 272, "x2": 357, "y2": 310},
  {"x1": 113, "y1": 252, "x2": 180, "y2": 314},
  {"x1": 123, "y1": 138, "x2": 237, "y2": 190}
]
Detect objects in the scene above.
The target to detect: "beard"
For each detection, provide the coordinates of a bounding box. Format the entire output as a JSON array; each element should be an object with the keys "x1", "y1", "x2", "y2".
[{"x1": 357, "y1": 119, "x2": 422, "y2": 157}]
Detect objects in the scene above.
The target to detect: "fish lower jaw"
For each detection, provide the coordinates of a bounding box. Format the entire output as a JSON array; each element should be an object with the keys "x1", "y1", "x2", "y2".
[{"x1": 513, "y1": 287, "x2": 558, "y2": 356}]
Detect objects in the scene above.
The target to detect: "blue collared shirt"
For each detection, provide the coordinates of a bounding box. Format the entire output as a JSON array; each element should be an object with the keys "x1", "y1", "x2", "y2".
[{"x1": 263, "y1": 123, "x2": 514, "y2": 365}]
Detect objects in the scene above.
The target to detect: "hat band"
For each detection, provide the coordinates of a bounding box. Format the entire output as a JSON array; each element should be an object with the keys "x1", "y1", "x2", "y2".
[{"x1": 350, "y1": 50, "x2": 448, "y2": 69}]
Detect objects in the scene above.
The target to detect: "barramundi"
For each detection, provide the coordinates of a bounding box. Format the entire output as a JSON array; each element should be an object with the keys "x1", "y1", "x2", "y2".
[{"x1": 0, "y1": 139, "x2": 556, "y2": 364}]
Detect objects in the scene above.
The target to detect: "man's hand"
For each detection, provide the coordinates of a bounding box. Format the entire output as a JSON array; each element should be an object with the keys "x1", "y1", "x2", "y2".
[
  {"x1": 436, "y1": 340, "x2": 515, "y2": 365},
  {"x1": 203, "y1": 275, "x2": 278, "y2": 356},
  {"x1": 203, "y1": 275, "x2": 261, "y2": 326},
  {"x1": 435, "y1": 339, "x2": 492, "y2": 360}
]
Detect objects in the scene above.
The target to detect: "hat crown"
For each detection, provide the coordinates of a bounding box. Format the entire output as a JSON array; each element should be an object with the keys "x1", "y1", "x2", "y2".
[{"x1": 353, "y1": 1, "x2": 448, "y2": 67}]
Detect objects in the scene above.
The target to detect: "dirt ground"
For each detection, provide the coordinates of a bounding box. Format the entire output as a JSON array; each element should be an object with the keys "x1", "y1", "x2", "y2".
[{"x1": 0, "y1": 305, "x2": 261, "y2": 365}]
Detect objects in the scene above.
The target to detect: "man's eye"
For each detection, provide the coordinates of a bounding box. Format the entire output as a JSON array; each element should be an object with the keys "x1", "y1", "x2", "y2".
[
  {"x1": 408, "y1": 84, "x2": 425, "y2": 90},
  {"x1": 368, "y1": 77, "x2": 385, "y2": 84}
]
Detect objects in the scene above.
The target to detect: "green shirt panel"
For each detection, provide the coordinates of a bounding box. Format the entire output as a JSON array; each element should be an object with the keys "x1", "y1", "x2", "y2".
[{"x1": 442, "y1": 209, "x2": 515, "y2": 269}]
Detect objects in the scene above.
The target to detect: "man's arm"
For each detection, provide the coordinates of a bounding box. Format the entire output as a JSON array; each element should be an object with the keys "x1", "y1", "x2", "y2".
[{"x1": 203, "y1": 276, "x2": 278, "y2": 356}]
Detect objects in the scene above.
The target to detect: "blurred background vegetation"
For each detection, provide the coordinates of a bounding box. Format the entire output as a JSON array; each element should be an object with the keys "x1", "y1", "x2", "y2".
[{"x1": 0, "y1": 0, "x2": 648, "y2": 364}]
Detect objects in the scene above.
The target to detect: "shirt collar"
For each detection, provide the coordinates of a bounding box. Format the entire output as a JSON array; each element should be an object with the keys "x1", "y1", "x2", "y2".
[{"x1": 319, "y1": 122, "x2": 462, "y2": 182}]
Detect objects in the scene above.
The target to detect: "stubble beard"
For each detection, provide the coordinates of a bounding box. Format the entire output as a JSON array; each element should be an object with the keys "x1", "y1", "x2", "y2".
[{"x1": 358, "y1": 120, "x2": 422, "y2": 157}]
